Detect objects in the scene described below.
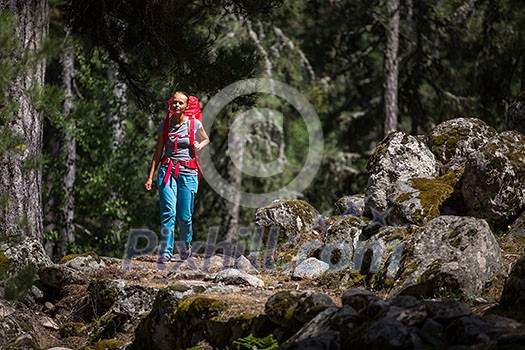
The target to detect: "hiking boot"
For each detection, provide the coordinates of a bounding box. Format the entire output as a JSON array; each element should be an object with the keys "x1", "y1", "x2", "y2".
[
  {"x1": 180, "y1": 246, "x2": 192, "y2": 261},
  {"x1": 157, "y1": 255, "x2": 170, "y2": 264}
]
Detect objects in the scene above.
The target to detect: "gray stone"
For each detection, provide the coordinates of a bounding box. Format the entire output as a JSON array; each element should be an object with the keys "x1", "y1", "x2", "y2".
[
  {"x1": 365, "y1": 131, "x2": 439, "y2": 213},
  {"x1": 214, "y1": 268, "x2": 264, "y2": 287},
  {"x1": 335, "y1": 195, "x2": 365, "y2": 217},
  {"x1": 254, "y1": 199, "x2": 320, "y2": 246},
  {"x1": 282, "y1": 307, "x2": 340, "y2": 345},
  {"x1": 386, "y1": 171, "x2": 462, "y2": 226},
  {"x1": 38, "y1": 264, "x2": 84, "y2": 289},
  {"x1": 428, "y1": 117, "x2": 497, "y2": 173},
  {"x1": 388, "y1": 216, "x2": 504, "y2": 298},
  {"x1": 1, "y1": 237, "x2": 52, "y2": 273},
  {"x1": 462, "y1": 131, "x2": 525, "y2": 224},
  {"x1": 347, "y1": 317, "x2": 415, "y2": 349},
  {"x1": 341, "y1": 288, "x2": 380, "y2": 314},
  {"x1": 63, "y1": 254, "x2": 106, "y2": 273},
  {"x1": 295, "y1": 291, "x2": 337, "y2": 323},
  {"x1": 292, "y1": 257, "x2": 329, "y2": 279}
]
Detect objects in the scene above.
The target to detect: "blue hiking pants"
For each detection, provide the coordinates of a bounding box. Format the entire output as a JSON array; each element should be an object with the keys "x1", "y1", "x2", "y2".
[{"x1": 157, "y1": 166, "x2": 198, "y2": 259}]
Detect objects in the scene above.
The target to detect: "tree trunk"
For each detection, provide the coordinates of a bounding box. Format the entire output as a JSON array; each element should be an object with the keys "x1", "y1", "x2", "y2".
[
  {"x1": 0, "y1": 0, "x2": 48, "y2": 241},
  {"x1": 106, "y1": 65, "x2": 127, "y2": 239},
  {"x1": 225, "y1": 124, "x2": 243, "y2": 242},
  {"x1": 60, "y1": 40, "x2": 76, "y2": 253},
  {"x1": 383, "y1": 0, "x2": 400, "y2": 137}
]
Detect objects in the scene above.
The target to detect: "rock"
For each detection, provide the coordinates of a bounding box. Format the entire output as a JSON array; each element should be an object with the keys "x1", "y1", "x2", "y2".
[
  {"x1": 334, "y1": 195, "x2": 365, "y2": 217},
  {"x1": 0, "y1": 237, "x2": 52, "y2": 273},
  {"x1": 85, "y1": 279, "x2": 160, "y2": 320},
  {"x1": 387, "y1": 170, "x2": 463, "y2": 225},
  {"x1": 508, "y1": 210, "x2": 525, "y2": 237},
  {"x1": 428, "y1": 117, "x2": 497, "y2": 173},
  {"x1": 265, "y1": 290, "x2": 303, "y2": 330},
  {"x1": 461, "y1": 131, "x2": 525, "y2": 225},
  {"x1": 214, "y1": 268, "x2": 264, "y2": 288},
  {"x1": 388, "y1": 216, "x2": 503, "y2": 298},
  {"x1": 62, "y1": 253, "x2": 106, "y2": 273},
  {"x1": 254, "y1": 199, "x2": 320, "y2": 247},
  {"x1": 365, "y1": 131, "x2": 439, "y2": 213},
  {"x1": 422, "y1": 299, "x2": 472, "y2": 321},
  {"x1": 341, "y1": 288, "x2": 380, "y2": 314},
  {"x1": 344, "y1": 317, "x2": 417, "y2": 349},
  {"x1": 324, "y1": 215, "x2": 365, "y2": 247},
  {"x1": 294, "y1": 291, "x2": 337, "y2": 323},
  {"x1": 281, "y1": 307, "x2": 340, "y2": 348},
  {"x1": 292, "y1": 257, "x2": 329, "y2": 279},
  {"x1": 444, "y1": 315, "x2": 493, "y2": 345},
  {"x1": 38, "y1": 264, "x2": 84, "y2": 289},
  {"x1": 132, "y1": 293, "x2": 253, "y2": 349},
  {"x1": 234, "y1": 255, "x2": 259, "y2": 274},
  {"x1": 202, "y1": 254, "x2": 232, "y2": 273},
  {"x1": 499, "y1": 253, "x2": 525, "y2": 320}
]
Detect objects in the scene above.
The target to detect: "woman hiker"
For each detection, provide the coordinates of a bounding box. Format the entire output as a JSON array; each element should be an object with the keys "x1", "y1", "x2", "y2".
[{"x1": 144, "y1": 91, "x2": 210, "y2": 264}]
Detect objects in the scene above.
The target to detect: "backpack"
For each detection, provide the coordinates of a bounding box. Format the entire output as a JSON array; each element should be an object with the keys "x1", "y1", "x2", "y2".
[{"x1": 160, "y1": 95, "x2": 203, "y2": 183}]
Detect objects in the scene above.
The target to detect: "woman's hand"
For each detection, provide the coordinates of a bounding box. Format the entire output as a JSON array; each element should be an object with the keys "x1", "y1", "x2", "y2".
[
  {"x1": 145, "y1": 178, "x2": 153, "y2": 191},
  {"x1": 193, "y1": 140, "x2": 203, "y2": 150}
]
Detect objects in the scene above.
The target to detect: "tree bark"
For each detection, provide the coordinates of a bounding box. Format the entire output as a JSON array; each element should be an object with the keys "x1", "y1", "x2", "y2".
[
  {"x1": 383, "y1": 0, "x2": 400, "y2": 137},
  {"x1": 0, "y1": 0, "x2": 48, "y2": 241},
  {"x1": 60, "y1": 39, "x2": 76, "y2": 253},
  {"x1": 225, "y1": 123, "x2": 243, "y2": 242},
  {"x1": 106, "y1": 65, "x2": 127, "y2": 239}
]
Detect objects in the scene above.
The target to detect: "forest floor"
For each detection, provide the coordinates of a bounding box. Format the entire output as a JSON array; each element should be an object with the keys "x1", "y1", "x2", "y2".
[{"x1": 6, "y1": 233, "x2": 525, "y2": 349}]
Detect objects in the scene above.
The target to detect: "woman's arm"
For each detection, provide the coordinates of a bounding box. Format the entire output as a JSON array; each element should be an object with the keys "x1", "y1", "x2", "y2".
[
  {"x1": 194, "y1": 126, "x2": 210, "y2": 150},
  {"x1": 144, "y1": 132, "x2": 165, "y2": 191}
]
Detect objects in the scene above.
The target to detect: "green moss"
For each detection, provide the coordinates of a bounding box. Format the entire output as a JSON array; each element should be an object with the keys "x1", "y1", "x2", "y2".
[
  {"x1": 58, "y1": 251, "x2": 102, "y2": 264},
  {"x1": 169, "y1": 284, "x2": 191, "y2": 293},
  {"x1": 59, "y1": 322, "x2": 85, "y2": 337},
  {"x1": 0, "y1": 251, "x2": 12, "y2": 275},
  {"x1": 368, "y1": 142, "x2": 387, "y2": 168},
  {"x1": 84, "y1": 339, "x2": 125, "y2": 350},
  {"x1": 233, "y1": 334, "x2": 279, "y2": 350},
  {"x1": 410, "y1": 172, "x2": 457, "y2": 220},
  {"x1": 169, "y1": 297, "x2": 227, "y2": 326}
]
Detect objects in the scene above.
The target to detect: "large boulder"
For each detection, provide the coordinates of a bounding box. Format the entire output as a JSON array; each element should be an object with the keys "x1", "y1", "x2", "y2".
[
  {"x1": 0, "y1": 237, "x2": 52, "y2": 273},
  {"x1": 132, "y1": 293, "x2": 253, "y2": 349},
  {"x1": 428, "y1": 117, "x2": 497, "y2": 173},
  {"x1": 365, "y1": 131, "x2": 439, "y2": 213},
  {"x1": 461, "y1": 131, "x2": 525, "y2": 225},
  {"x1": 254, "y1": 199, "x2": 320, "y2": 268},
  {"x1": 388, "y1": 216, "x2": 504, "y2": 298}
]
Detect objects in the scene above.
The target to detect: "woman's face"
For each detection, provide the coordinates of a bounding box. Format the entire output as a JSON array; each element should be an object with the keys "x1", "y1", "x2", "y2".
[{"x1": 172, "y1": 93, "x2": 189, "y2": 113}]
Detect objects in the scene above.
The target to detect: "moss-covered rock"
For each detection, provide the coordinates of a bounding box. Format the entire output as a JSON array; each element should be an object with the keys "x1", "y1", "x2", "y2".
[
  {"x1": 132, "y1": 291, "x2": 257, "y2": 350},
  {"x1": 461, "y1": 131, "x2": 525, "y2": 225},
  {"x1": 84, "y1": 339, "x2": 126, "y2": 350},
  {"x1": 429, "y1": 117, "x2": 497, "y2": 173},
  {"x1": 387, "y1": 170, "x2": 463, "y2": 226},
  {"x1": 334, "y1": 195, "x2": 365, "y2": 217},
  {"x1": 389, "y1": 216, "x2": 504, "y2": 299},
  {"x1": 254, "y1": 199, "x2": 320, "y2": 267},
  {"x1": 365, "y1": 131, "x2": 439, "y2": 214}
]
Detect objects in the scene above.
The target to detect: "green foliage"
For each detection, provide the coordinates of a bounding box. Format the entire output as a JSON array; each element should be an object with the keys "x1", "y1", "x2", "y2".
[
  {"x1": 38, "y1": 0, "x2": 525, "y2": 257},
  {"x1": 2, "y1": 265, "x2": 37, "y2": 303},
  {"x1": 231, "y1": 333, "x2": 279, "y2": 350}
]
